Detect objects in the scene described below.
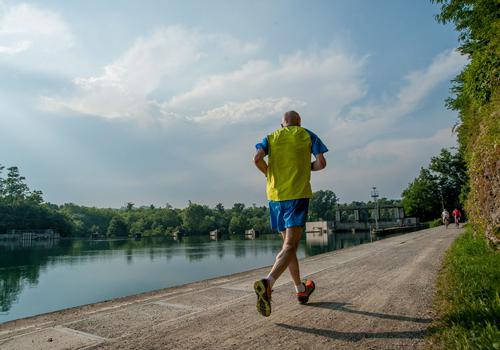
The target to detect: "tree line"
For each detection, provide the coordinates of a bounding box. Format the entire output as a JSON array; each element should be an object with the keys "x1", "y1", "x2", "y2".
[
  {"x1": 0, "y1": 164, "x2": 340, "y2": 238},
  {"x1": 1, "y1": 148, "x2": 465, "y2": 238}
]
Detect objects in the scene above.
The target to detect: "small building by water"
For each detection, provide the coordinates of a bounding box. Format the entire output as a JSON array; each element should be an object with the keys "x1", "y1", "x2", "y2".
[
  {"x1": 305, "y1": 221, "x2": 334, "y2": 235},
  {"x1": 209, "y1": 229, "x2": 222, "y2": 240},
  {"x1": 244, "y1": 228, "x2": 259, "y2": 240}
]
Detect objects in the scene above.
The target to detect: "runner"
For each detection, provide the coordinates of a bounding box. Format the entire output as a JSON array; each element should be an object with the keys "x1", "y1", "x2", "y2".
[
  {"x1": 452, "y1": 208, "x2": 461, "y2": 228},
  {"x1": 252, "y1": 110, "x2": 328, "y2": 317},
  {"x1": 442, "y1": 209, "x2": 450, "y2": 228}
]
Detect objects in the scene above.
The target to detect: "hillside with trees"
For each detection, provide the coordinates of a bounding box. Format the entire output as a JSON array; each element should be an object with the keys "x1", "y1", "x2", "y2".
[{"x1": 432, "y1": 0, "x2": 499, "y2": 244}]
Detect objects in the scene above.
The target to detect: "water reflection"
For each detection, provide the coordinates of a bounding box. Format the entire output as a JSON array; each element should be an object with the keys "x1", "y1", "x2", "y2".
[
  {"x1": 0, "y1": 231, "x2": 378, "y2": 323},
  {"x1": 305, "y1": 231, "x2": 375, "y2": 255}
]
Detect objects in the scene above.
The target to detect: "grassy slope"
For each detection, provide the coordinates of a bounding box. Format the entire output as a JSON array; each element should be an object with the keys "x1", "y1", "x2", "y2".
[{"x1": 430, "y1": 227, "x2": 500, "y2": 349}]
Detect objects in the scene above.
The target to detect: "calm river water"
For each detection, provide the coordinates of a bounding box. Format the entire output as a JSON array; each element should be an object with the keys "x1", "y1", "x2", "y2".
[{"x1": 0, "y1": 231, "x2": 375, "y2": 323}]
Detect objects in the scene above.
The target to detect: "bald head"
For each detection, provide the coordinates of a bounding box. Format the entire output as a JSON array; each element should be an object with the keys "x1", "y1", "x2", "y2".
[{"x1": 282, "y1": 110, "x2": 301, "y2": 127}]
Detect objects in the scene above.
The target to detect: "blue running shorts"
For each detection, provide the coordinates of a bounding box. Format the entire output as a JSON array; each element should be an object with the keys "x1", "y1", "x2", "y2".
[{"x1": 268, "y1": 198, "x2": 309, "y2": 232}]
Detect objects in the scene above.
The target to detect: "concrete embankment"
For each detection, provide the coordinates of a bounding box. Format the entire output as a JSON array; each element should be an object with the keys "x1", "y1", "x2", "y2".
[{"x1": 0, "y1": 226, "x2": 461, "y2": 349}]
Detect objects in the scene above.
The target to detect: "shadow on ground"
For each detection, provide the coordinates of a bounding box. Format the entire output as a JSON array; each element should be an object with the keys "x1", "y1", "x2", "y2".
[
  {"x1": 305, "y1": 301, "x2": 432, "y2": 324},
  {"x1": 274, "y1": 301, "x2": 432, "y2": 342},
  {"x1": 275, "y1": 323, "x2": 428, "y2": 342}
]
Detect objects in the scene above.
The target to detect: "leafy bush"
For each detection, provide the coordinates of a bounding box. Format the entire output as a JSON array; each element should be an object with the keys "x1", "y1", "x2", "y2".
[{"x1": 429, "y1": 218, "x2": 443, "y2": 228}]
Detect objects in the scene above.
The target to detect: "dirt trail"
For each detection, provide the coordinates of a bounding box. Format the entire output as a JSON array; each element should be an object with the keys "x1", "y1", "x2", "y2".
[{"x1": 0, "y1": 226, "x2": 461, "y2": 350}]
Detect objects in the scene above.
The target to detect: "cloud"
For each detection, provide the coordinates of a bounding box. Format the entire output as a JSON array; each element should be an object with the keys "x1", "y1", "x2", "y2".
[
  {"x1": 42, "y1": 26, "x2": 204, "y2": 119},
  {"x1": 42, "y1": 26, "x2": 366, "y2": 125},
  {"x1": 323, "y1": 128, "x2": 458, "y2": 201},
  {"x1": 333, "y1": 49, "x2": 467, "y2": 149},
  {"x1": 189, "y1": 97, "x2": 306, "y2": 124},
  {"x1": 348, "y1": 128, "x2": 456, "y2": 161},
  {"x1": 0, "y1": 40, "x2": 30, "y2": 54},
  {"x1": 206, "y1": 33, "x2": 260, "y2": 55},
  {"x1": 0, "y1": 2, "x2": 73, "y2": 54},
  {"x1": 41, "y1": 26, "x2": 263, "y2": 120},
  {"x1": 164, "y1": 50, "x2": 366, "y2": 124}
]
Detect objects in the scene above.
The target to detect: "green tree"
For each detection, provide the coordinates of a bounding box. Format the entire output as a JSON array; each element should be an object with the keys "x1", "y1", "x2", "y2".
[
  {"x1": 182, "y1": 203, "x2": 212, "y2": 234},
  {"x1": 309, "y1": 190, "x2": 337, "y2": 221},
  {"x1": 0, "y1": 164, "x2": 5, "y2": 200},
  {"x1": 228, "y1": 215, "x2": 248, "y2": 234},
  {"x1": 402, "y1": 168, "x2": 441, "y2": 221},
  {"x1": 129, "y1": 218, "x2": 146, "y2": 236},
  {"x1": 429, "y1": 148, "x2": 468, "y2": 210},
  {"x1": 231, "y1": 203, "x2": 245, "y2": 213},
  {"x1": 106, "y1": 216, "x2": 128, "y2": 237},
  {"x1": 90, "y1": 224, "x2": 101, "y2": 236},
  {"x1": 4, "y1": 167, "x2": 30, "y2": 203},
  {"x1": 199, "y1": 215, "x2": 217, "y2": 233},
  {"x1": 27, "y1": 190, "x2": 44, "y2": 205}
]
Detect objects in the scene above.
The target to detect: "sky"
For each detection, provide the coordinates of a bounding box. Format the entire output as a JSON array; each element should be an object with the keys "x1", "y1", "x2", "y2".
[{"x1": 0, "y1": 0, "x2": 467, "y2": 208}]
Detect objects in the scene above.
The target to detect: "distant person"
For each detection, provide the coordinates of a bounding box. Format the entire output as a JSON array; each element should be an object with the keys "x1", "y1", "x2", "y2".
[
  {"x1": 252, "y1": 110, "x2": 328, "y2": 317},
  {"x1": 442, "y1": 209, "x2": 450, "y2": 228},
  {"x1": 452, "y1": 208, "x2": 461, "y2": 228}
]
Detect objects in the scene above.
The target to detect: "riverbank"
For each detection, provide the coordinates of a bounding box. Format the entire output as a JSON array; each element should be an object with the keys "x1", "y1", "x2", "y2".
[
  {"x1": 429, "y1": 227, "x2": 500, "y2": 349},
  {"x1": 0, "y1": 226, "x2": 459, "y2": 349}
]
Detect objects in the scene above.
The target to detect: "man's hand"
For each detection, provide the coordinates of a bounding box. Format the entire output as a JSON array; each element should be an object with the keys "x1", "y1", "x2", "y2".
[
  {"x1": 253, "y1": 149, "x2": 268, "y2": 176},
  {"x1": 311, "y1": 153, "x2": 326, "y2": 171}
]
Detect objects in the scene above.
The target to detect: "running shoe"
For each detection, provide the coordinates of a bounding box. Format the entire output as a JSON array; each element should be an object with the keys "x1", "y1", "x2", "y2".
[
  {"x1": 296, "y1": 279, "x2": 315, "y2": 304},
  {"x1": 254, "y1": 278, "x2": 272, "y2": 317}
]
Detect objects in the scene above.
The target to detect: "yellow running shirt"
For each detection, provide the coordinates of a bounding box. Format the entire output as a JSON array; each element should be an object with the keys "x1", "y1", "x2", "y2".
[{"x1": 256, "y1": 126, "x2": 328, "y2": 201}]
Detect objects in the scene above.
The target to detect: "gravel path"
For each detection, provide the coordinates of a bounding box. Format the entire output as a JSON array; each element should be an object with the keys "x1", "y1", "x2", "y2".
[{"x1": 0, "y1": 226, "x2": 461, "y2": 350}]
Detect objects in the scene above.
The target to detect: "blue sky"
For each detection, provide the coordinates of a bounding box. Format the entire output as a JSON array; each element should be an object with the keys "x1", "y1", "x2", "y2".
[{"x1": 0, "y1": 0, "x2": 466, "y2": 208}]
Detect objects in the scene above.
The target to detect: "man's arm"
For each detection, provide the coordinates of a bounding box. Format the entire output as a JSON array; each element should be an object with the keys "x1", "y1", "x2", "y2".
[
  {"x1": 311, "y1": 153, "x2": 326, "y2": 171},
  {"x1": 253, "y1": 148, "x2": 268, "y2": 176}
]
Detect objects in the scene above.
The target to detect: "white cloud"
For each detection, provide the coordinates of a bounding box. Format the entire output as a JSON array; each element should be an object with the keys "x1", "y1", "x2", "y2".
[
  {"x1": 164, "y1": 50, "x2": 367, "y2": 124},
  {"x1": 0, "y1": 3, "x2": 73, "y2": 54},
  {"x1": 75, "y1": 27, "x2": 202, "y2": 96},
  {"x1": 43, "y1": 30, "x2": 366, "y2": 124},
  {"x1": 42, "y1": 26, "x2": 203, "y2": 119},
  {"x1": 348, "y1": 128, "x2": 456, "y2": 161},
  {"x1": 333, "y1": 49, "x2": 467, "y2": 149},
  {"x1": 42, "y1": 26, "x2": 263, "y2": 120},
  {"x1": 190, "y1": 97, "x2": 305, "y2": 124},
  {"x1": 206, "y1": 33, "x2": 260, "y2": 55},
  {"x1": 323, "y1": 128, "x2": 458, "y2": 201},
  {"x1": 0, "y1": 40, "x2": 30, "y2": 54}
]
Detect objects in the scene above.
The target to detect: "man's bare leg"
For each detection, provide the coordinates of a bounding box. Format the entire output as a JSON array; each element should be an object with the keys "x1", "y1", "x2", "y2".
[
  {"x1": 267, "y1": 226, "x2": 302, "y2": 286},
  {"x1": 280, "y1": 231, "x2": 301, "y2": 287}
]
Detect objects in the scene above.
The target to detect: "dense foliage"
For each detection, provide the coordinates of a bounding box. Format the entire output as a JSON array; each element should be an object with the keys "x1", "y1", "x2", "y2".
[
  {"x1": 432, "y1": 0, "x2": 499, "y2": 244},
  {"x1": 308, "y1": 190, "x2": 337, "y2": 221},
  {"x1": 0, "y1": 165, "x2": 73, "y2": 235},
  {"x1": 402, "y1": 148, "x2": 467, "y2": 221}
]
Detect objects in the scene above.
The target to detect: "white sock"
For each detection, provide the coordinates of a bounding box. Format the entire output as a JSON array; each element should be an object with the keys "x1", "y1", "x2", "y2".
[
  {"x1": 266, "y1": 274, "x2": 275, "y2": 288},
  {"x1": 295, "y1": 283, "x2": 305, "y2": 293}
]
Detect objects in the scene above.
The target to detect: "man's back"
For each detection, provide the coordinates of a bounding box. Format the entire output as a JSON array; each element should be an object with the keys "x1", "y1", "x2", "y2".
[{"x1": 266, "y1": 126, "x2": 312, "y2": 201}]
